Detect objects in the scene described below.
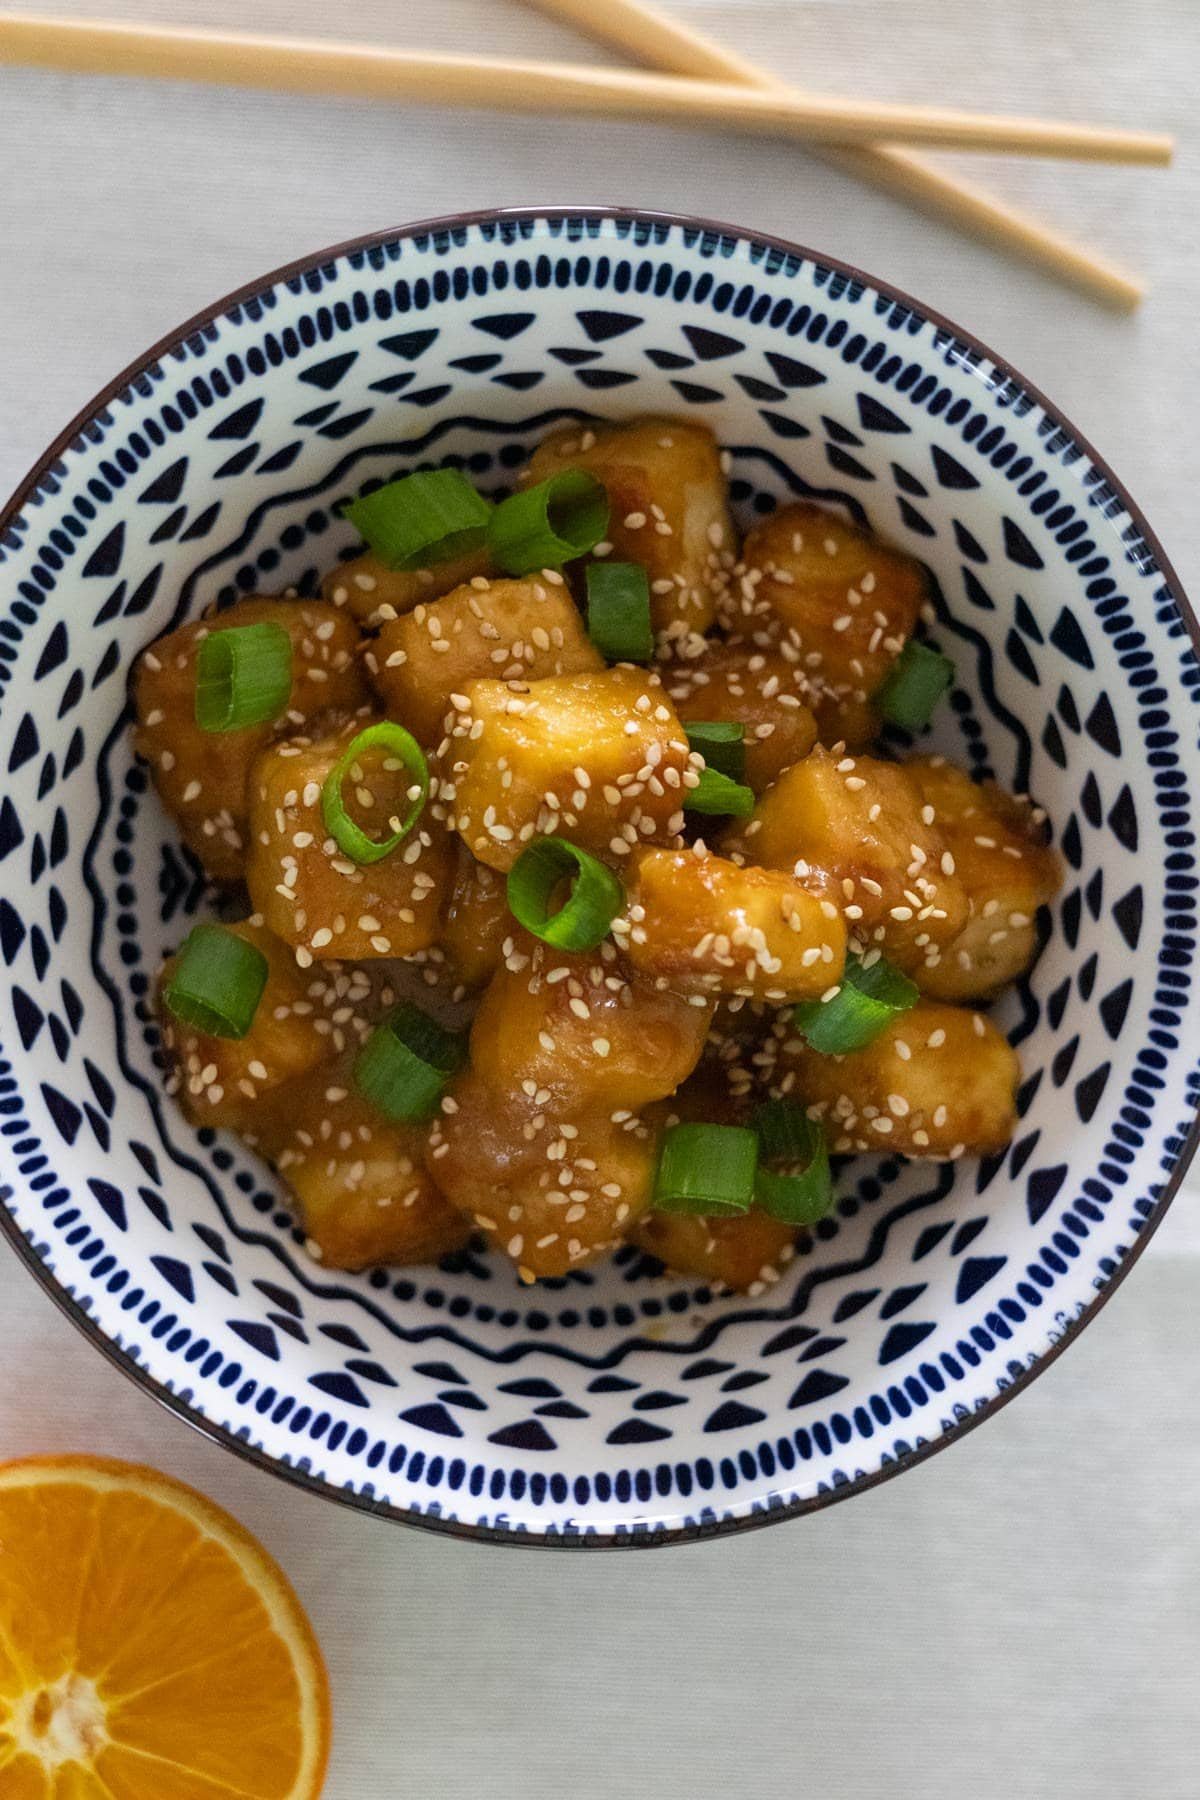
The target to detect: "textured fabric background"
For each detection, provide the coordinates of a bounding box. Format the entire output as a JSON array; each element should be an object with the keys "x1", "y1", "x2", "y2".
[{"x1": 1, "y1": 4, "x2": 1197, "y2": 1795}]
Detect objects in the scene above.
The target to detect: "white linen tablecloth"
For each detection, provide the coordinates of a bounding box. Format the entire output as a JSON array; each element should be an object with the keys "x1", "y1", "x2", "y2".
[{"x1": 1, "y1": 4, "x2": 1197, "y2": 1795}]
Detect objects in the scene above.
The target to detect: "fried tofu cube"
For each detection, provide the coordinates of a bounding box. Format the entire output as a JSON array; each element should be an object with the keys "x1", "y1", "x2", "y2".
[
  {"x1": 728, "y1": 747, "x2": 968, "y2": 973},
  {"x1": 780, "y1": 999, "x2": 1019, "y2": 1158},
  {"x1": 133, "y1": 598, "x2": 368, "y2": 882},
  {"x1": 246, "y1": 717, "x2": 452, "y2": 962},
  {"x1": 437, "y1": 847, "x2": 510, "y2": 991},
  {"x1": 731, "y1": 502, "x2": 925, "y2": 712},
  {"x1": 665, "y1": 641, "x2": 818, "y2": 791},
  {"x1": 620, "y1": 847, "x2": 846, "y2": 1002},
  {"x1": 444, "y1": 667, "x2": 693, "y2": 872},
  {"x1": 430, "y1": 938, "x2": 707, "y2": 1275},
  {"x1": 631, "y1": 1209, "x2": 799, "y2": 1294},
  {"x1": 252, "y1": 1057, "x2": 469, "y2": 1271},
  {"x1": 321, "y1": 545, "x2": 492, "y2": 627},
  {"x1": 523, "y1": 416, "x2": 734, "y2": 643},
  {"x1": 906, "y1": 759, "x2": 1063, "y2": 1000},
  {"x1": 156, "y1": 920, "x2": 379, "y2": 1130},
  {"x1": 428, "y1": 1081, "x2": 658, "y2": 1279},
  {"x1": 364, "y1": 574, "x2": 601, "y2": 745},
  {"x1": 468, "y1": 931, "x2": 713, "y2": 1113}
]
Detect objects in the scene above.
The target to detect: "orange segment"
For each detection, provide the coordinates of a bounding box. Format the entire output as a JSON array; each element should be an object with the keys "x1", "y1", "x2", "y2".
[{"x1": 0, "y1": 1457, "x2": 330, "y2": 1800}]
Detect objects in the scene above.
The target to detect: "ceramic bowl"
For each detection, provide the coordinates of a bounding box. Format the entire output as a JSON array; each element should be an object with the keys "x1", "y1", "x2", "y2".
[{"x1": 2, "y1": 207, "x2": 1196, "y2": 1545}]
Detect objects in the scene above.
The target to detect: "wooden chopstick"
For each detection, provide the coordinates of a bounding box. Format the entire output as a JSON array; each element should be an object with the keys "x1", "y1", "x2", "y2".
[
  {"x1": 527, "y1": 0, "x2": 1147, "y2": 310},
  {"x1": 0, "y1": 13, "x2": 1173, "y2": 165}
]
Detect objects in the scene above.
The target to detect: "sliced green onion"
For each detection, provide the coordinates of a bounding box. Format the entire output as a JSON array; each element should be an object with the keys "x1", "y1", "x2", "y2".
[
  {"x1": 506, "y1": 837, "x2": 624, "y2": 951},
  {"x1": 792, "y1": 953, "x2": 918, "y2": 1055},
  {"x1": 488, "y1": 470, "x2": 609, "y2": 575},
  {"x1": 653, "y1": 1122, "x2": 758, "y2": 1217},
  {"x1": 163, "y1": 924, "x2": 268, "y2": 1040},
  {"x1": 342, "y1": 468, "x2": 492, "y2": 571},
  {"x1": 685, "y1": 720, "x2": 746, "y2": 783},
  {"x1": 684, "y1": 767, "x2": 756, "y2": 818},
  {"x1": 753, "y1": 1100, "x2": 834, "y2": 1225},
  {"x1": 353, "y1": 1002, "x2": 466, "y2": 1124},
  {"x1": 586, "y1": 562, "x2": 654, "y2": 662},
  {"x1": 321, "y1": 721, "x2": 429, "y2": 866},
  {"x1": 878, "y1": 640, "x2": 955, "y2": 732},
  {"x1": 194, "y1": 622, "x2": 292, "y2": 732}
]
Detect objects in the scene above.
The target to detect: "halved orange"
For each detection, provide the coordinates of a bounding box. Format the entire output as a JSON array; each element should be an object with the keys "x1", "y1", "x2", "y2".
[{"x1": 0, "y1": 1455, "x2": 331, "y2": 1798}]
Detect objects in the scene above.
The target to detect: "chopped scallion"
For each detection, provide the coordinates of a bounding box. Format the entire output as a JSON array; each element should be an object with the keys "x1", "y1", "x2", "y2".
[
  {"x1": 488, "y1": 469, "x2": 609, "y2": 575},
  {"x1": 194, "y1": 622, "x2": 292, "y2": 733},
  {"x1": 163, "y1": 925, "x2": 269, "y2": 1040},
  {"x1": 878, "y1": 640, "x2": 955, "y2": 733},
  {"x1": 342, "y1": 468, "x2": 492, "y2": 571},
  {"x1": 506, "y1": 837, "x2": 624, "y2": 951},
  {"x1": 684, "y1": 767, "x2": 756, "y2": 818},
  {"x1": 753, "y1": 1100, "x2": 834, "y2": 1224},
  {"x1": 792, "y1": 954, "x2": 918, "y2": 1055},
  {"x1": 586, "y1": 561, "x2": 654, "y2": 662},
  {"x1": 685, "y1": 720, "x2": 746, "y2": 783},
  {"x1": 353, "y1": 1002, "x2": 466, "y2": 1124},
  {"x1": 321, "y1": 721, "x2": 429, "y2": 865},
  {"x1": 653, "y1": 1122, "x2": 758, "y2": 1217}
]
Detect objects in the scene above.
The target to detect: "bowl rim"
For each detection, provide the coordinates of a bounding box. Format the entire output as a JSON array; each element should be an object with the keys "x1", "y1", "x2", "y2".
[{"x1": 2, "y1": 201, "x2": 1197, "y2": 1549}]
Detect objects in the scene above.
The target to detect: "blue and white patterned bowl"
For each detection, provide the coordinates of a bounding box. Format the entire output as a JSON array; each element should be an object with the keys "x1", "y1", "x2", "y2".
[{"x1": 1, "y1": 207, "x2": 1196, "y2": 1545}]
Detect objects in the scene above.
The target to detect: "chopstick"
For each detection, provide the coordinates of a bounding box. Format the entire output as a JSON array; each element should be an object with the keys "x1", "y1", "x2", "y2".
[
  {"x1": 526, "y1": 0, "x2": 1147, "y2": 310},
  {"x1": 0, "y1": 13, "x2": 1173, "y2": 165}
]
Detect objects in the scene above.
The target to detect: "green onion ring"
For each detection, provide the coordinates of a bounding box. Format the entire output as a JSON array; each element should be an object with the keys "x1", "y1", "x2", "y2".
[
  {"x1": 194, "y1": 621, "x2": 292, "y2": 733},
  {"x1": 342, "y1": 468, "x2": 492, "y2": 571},
  {"x1": 684, "y1": 766, "x2": 756, "y2": 819},
  {"x1": 792, "y1": 954, "x2": 918, "y2": 1056},
  {"x1": 506, "y1": 837, "x2": 624, "y2": 951},
  {"x1": 878, "y1": 640, "x2": 955, "y2": 733},
  {"x1": 585, "y1": 561, "x2": 654, "y2": 662},
  {"x1": 163, "y1": 924, "x2": 269, "y2": 1040},
  {"x1": 353, "y1": 1002, "x2": 466, "y2": 1124},
  {"x1": 488, "y1": 470, "x2": 609, "y2": 575},
  {"x1": 320, "y1": 721, "x2": 429, "y2": 866},
  {"x1": 684, "y1": 720, "x2": 746, "y2": 784},
  {"x1": 653, "y1": 1122, "x2": 758, "y2": 1217}
]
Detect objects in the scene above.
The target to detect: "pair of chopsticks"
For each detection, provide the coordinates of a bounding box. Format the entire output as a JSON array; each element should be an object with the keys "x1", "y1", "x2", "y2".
[
  {"x1": 531, "y1": 0, "x2": 1154, "y2": 310},
  {"x1": 0, "y1": 6, "x2": 1167, "y2": 309}
]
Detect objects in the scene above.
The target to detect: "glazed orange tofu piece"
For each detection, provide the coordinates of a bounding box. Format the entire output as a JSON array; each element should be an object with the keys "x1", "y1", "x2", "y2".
[
  {"x1": 321, "y1": 545, "x2": 492, "y2": 627},
  {"x1": 729, "y1": 746, "x2": 968, "y2": 975},
  {"x1": 731, "y1": 502, "x2": 925, "y2": 711},
  {"x1": 246, "y1": 717, "x2": 452, "y2": 963},
  {"x1": 363, "y1": 573, "x2": 601, "y2": 745},
  {"x1": 428, "y1": 1080, "x2": 659, "y2": 1279},
  {"x1": 523, "y1": 416, "x2": 734, "y2": 643},
  {"x1": 443, "y1": 667, "x2": 693, "y2": 872},
  {"x1": 437, "y1": 847, "x2": 510, "y2": 991},
  {"x1": 619, "y1": 847, "x2": 846, "y2": 1003},
  {"x1": 777, "y1": 999, "x2": 1019, "y2": 1158},
  {"x1": 665, "y1": 641, "x2": 818, "y2": 791},
  {"x1": 156, "y1": 921, "x2": 378, "y2": 1130},
  {"x1": 132, "y1": 598, "x2": 367, "y2": 882},
  {"x1": 906, "y1": 759, "x2": 1063, "y2": 1000},
  {"x1": 250, "y1": 1056, "x2": 469, "y2": 1271},
  {"x1": 426, "y1": 933, "x2": 712, "y2": 1277},
  {"x1": 631, "y1": 1208, "x2": 800, "y2": 1295},
  {"x1": 468, "y1": 931, "x2": 713, "y2": 1112}
]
